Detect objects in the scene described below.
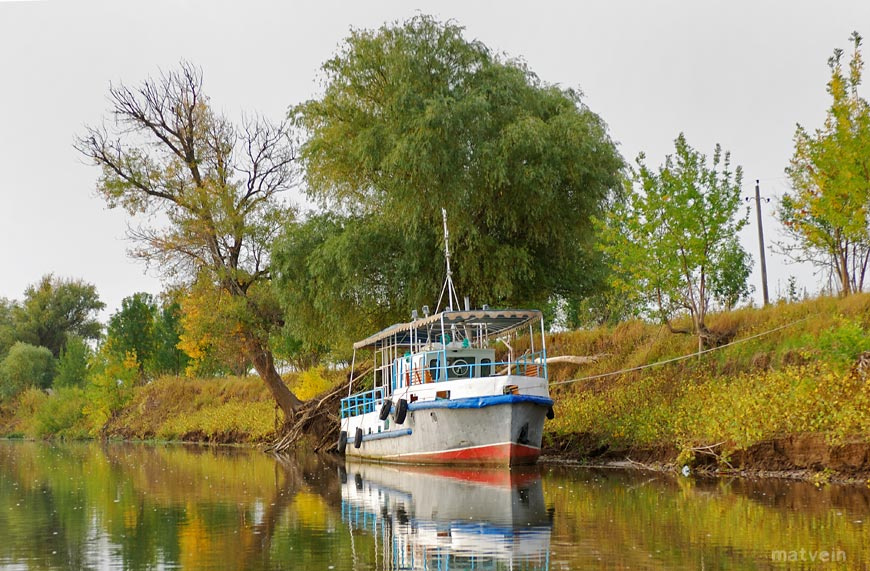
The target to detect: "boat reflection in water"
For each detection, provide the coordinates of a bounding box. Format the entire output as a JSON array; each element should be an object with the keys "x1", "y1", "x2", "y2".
[{"x1": 341, "y1": 462, "x2": 552, "y2": 570}]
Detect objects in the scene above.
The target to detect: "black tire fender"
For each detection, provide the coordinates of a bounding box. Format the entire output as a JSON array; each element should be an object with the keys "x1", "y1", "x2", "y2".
[
  {"x1": 394, "y1": 398, "x2": 408, "y2": 424},
  {"x1": 379, "y1": 398, "x2": 392, "y2": 421},
  {"x1": 546, "y1": 406, "x2": 555, "y2": 420},
  {"x1": 337, "y1": 430, "x2": 348, "y2": 455},
  {"x1": 354, "y1": 427, "x2": 363, "y2": 448}
]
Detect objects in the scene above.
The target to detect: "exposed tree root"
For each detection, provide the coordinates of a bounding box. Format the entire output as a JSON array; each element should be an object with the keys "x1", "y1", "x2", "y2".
[{"x1": 266, "y1": 381, "x2": 347, "y2": 455}]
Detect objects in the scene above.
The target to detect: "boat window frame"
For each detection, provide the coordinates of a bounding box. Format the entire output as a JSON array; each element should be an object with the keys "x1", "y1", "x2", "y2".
[{"x1": 480, "y1": 358, "x2": 492, "y2": 377}]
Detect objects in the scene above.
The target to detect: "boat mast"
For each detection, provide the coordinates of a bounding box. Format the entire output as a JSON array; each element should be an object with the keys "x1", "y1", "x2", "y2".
[{"x1": 437, "y1": 208, "x2": 462, "y2": 312}]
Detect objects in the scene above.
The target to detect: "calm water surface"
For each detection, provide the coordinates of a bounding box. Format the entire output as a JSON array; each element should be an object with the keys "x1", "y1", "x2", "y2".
[{"x1": 0, "y1": 441, "x2": 867, "y2": 570}]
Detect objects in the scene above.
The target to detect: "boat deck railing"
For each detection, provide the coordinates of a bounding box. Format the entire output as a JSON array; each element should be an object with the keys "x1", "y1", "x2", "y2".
[
  {"x1": 341, "y1": 350, "x2": 547, "y2": 418},
  {"x1": 341, "y1": 387, "x2": 385, "y2": 419},
  {"x1": 415, "y1": 349, "x2": 548, "y2": 384}
]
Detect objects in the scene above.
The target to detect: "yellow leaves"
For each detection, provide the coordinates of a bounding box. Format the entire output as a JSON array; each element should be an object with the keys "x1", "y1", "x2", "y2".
[
  {"x1": 177, "y1": 333, "x2": 208, "y2": 361},
  {"x1": 179, "y1": 510, "x2": 218, "y2": 570},
  {"x1": 177, "y1": 279, "x2": 252, "y2": 377},
  {"x1": 177, "y1": 331, "x2": 212, "y2": 377},
  {"x1": 157, "y1": 401, "x2": 276, "y2": 442},
  {"x1": 290, "y1": 492, "x2": 330, "y2": 529},
  {"x1": 122, "y1": 351, "x2": 139, "y2": 372},
  {"x1": 289, "y1": 366, "x2": 334, "y2": 401}
]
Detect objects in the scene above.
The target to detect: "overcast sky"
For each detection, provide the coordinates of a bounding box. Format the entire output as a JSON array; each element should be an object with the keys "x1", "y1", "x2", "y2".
[{"x1": 1, "y1": 0, "x2": 868, "y2": 317}]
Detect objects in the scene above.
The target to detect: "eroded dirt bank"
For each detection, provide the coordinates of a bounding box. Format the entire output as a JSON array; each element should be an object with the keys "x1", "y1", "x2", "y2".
[{"x1": 544, "y1": 433, "x2": 870, "y2": 483}]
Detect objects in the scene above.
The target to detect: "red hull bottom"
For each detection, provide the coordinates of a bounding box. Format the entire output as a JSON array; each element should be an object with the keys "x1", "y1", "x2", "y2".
[{"x1": 389, "y1": 442, "x2": 541, "y2": 466}]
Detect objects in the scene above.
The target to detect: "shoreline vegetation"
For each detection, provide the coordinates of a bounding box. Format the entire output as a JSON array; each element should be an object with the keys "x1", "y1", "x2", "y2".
[{"x1": 2, "y1": 294, "x2": 870, "y2": 483}]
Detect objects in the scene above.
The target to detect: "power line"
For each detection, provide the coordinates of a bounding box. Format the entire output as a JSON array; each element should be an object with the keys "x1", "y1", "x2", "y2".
[{"x1": 549, "y1": 314, "x2": 811, "y2": 387}]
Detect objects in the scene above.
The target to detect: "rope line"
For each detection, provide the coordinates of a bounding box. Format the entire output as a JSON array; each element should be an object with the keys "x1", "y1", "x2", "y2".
[{"x1": 549, "y1": 315, "x2": 812, "y2": 387}]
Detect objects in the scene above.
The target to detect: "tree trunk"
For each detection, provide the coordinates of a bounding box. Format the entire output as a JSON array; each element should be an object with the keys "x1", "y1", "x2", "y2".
[
  {"x1": 243, "y1": 334, "x2": 303, "y2": 419},
  {"x1": 839, "y1": 252, "x2": 852, "y2": 296}
]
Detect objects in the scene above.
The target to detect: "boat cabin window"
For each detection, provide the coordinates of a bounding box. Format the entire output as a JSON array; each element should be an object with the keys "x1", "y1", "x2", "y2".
[
  {"x1": 480, "y1": 358, "x2": 492, "y2": 377},
  {"x1": 447, "y1": 357, "x2": 473, "y2": 379}
]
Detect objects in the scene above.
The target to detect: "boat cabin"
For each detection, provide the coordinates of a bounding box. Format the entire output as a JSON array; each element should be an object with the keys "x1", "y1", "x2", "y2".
[
  {"x1": 342, "y1": 309, "x2": 547, "y2": 419},
  {"x1": 394, "y1": 345, "x2": 495, "y2": 388}
]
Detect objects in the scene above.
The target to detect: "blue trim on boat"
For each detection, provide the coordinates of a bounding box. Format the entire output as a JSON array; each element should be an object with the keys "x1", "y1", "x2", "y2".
[
  {"x1": 446, "y1": 522, "x2": 553, "y2": 536},
  {"x1": 407, "y1": 394, "x2": 553, "y2": 412},
  {"x1": 362, "y1": 428, "x2": 413, "y2": 442}
]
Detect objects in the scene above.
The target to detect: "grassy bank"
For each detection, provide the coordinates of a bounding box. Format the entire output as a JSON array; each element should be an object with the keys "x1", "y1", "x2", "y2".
[
  {"x1": 0, "y1": 367, "x2": 343, "y2": 444},
  {"x1": 545, "y1": 294, "x2": 870, "y2": 473},
  {"x1": 2, "y1": 295, "x2": 870, "y2": 476}
]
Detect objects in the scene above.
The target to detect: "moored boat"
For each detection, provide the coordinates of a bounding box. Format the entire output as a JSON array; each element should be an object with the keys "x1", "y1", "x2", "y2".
[{"x1": 338, "y1": 306, "x2": 553, "y2": 465}]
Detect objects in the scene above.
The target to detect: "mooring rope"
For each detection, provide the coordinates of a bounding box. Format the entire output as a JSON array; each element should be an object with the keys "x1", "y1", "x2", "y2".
[{"x1": 549, "y1": 314, "x2": 812, "y2": 387}]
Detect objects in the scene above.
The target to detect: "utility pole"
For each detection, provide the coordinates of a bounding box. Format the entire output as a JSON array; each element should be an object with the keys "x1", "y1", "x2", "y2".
[{"x1": 754, "y1": 179, "x2": 770, "y2": 306}]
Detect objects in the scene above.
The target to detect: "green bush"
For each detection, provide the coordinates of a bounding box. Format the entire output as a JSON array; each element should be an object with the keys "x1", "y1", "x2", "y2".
[
  {"x1": 32, "y1": 387, "x2": 89, "y2": 439},
  {"x1": 816, "y1": 317, "x2": 870, "y2": 366},
  {"x1": 82, "y1": 350, "x2": 138, "y2": 434},
  {"x1": 9, "y1": 387, "x2": 49, "y2": 435},
  {"x1": 55, "y1": 335, "x2": 91, "y2": 388},
  {"x1": 0, "y1": 342, "x2": 55, "y2": 401}
]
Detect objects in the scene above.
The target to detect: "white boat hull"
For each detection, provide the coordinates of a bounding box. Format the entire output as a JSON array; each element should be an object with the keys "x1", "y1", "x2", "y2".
[{"x1": 345, "y1": 393, "x2": 552, "y2": 466}]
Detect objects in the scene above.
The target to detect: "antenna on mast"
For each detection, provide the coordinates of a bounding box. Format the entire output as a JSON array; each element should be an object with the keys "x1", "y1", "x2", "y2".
[{"x1": 436, "y1": 208, "x2": 462, "y2": 312}]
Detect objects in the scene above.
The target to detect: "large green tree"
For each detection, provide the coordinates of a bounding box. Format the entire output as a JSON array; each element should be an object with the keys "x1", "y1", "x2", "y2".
[
  {"x1": 100, "y1": 293, "x2": 189, "y2": 379},
  {"x1": 597, "y1": 134, "x2": 751, "y2": 350},
  {"x1": 150, "y1": 299, "x2": 189, "y2": 377},
  {"x1": 76, "y1": 63, "x2": 303, "y2": 417},
  {"x1": 12, "y1": 275, "x2": 104, "y2": 357},
  {"x1": 106, "y1": 292, "x2": 156, "y2": 376},
  {"x1": 781, "y1": 32, "x2": 870, "y2": 295},
  {"x1": 279, "y1": 15, "x2": 622, "y2": 345}
]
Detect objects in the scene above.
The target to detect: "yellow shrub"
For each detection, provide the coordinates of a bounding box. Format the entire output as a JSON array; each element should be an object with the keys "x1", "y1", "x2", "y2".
[
  {"x1": 290, "y1": 366, "x2": 334, "y2": 401},
  {"x1": 157, "y1": 401, "x2": 276, "y2": 442}
]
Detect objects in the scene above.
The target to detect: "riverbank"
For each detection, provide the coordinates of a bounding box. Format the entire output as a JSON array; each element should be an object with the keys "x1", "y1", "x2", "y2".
[
  {"x1": 542, "y1": 293, "x2": 870, "y2": 482},
  {"x1": 0, "y1": 367, "x2": 341, "y2": 444},
  {"x1": 542, "y1": 434, "x2": 870, "y2": 485},
  {"x1": 2, "y1": 295, "x2": 869, "y2": 481}
]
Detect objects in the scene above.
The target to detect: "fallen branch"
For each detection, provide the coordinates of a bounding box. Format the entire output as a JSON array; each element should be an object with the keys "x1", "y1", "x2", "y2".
[
  {"x1": 624, "y1": 456, "x2": 657, "y2": 471},
  {"x1": 689, "y1": 442, "x2": 735, "y2": 470},
  {"x1": 267, "y1": 367, "x2": 373, "y2": 455},
  {"x1": 499, "y1": 354, "x2": 607, "y2": 375},
  {"x1": 545, "y1": 355, "x2": 609, "y2": 365}
]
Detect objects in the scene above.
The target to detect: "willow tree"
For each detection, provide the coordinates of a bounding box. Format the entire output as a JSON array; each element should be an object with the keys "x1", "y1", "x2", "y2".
[
  {"x1": 781, "y1": 32, "x2": 870, "y2": 295},
  {"x1": 76, "y1": 63, "x2": 303, "y2": 418},
  {"x1": 279, "y1": 15, "x2": 622, "y2": 344}
]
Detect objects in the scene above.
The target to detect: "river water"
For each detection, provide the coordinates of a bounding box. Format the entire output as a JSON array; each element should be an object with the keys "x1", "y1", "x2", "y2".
[{"x1": 0, "y1": 441, "x2": 867, "y2": 570}]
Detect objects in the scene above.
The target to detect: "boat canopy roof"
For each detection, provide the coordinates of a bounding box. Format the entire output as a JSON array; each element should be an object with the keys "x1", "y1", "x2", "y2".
[{"x1": 352, "y1": 309, "x2": 543, "y2": 350}]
